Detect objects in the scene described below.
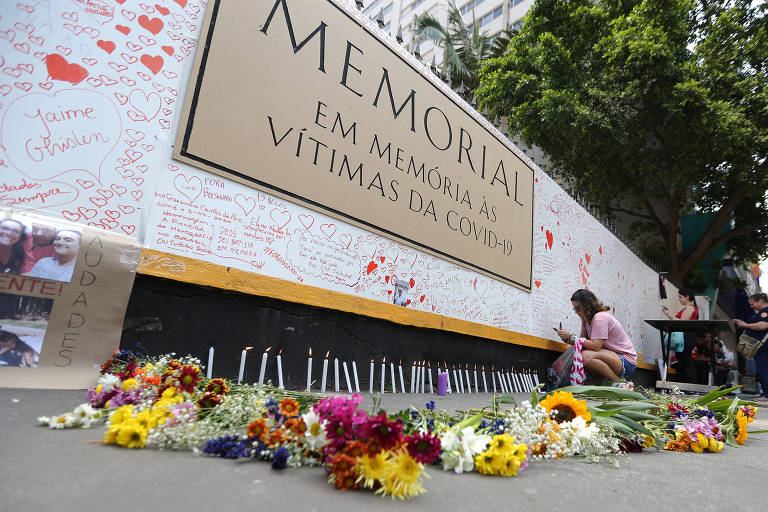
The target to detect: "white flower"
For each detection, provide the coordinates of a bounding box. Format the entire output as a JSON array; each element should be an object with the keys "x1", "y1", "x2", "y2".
[
  {"x1": 300, "y1": 410, "x2": 328, "y2": 451},
  {"x1": 73, "y1": 403, "x2": 97, "y2": 421},
  {"x1": 37, "y1": 416, "x2": 50, "y2": 426},
  {"x1": 49, "y1": 414, "x2": 72, "y2": 429},
  {"x1": 461, "y1": 426, "x2": 490, "y2": 455},
  {"x1": 97, "y1": 374, "x2": 121, "y2": 393},
  {"x1": 439, "y1": 426, "x2": 490, "y2": 474}
]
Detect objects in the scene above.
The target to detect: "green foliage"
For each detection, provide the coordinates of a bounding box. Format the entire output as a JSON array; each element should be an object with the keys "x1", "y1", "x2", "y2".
[{"x1": 477, "y1": 0, "x2": 768, "y2": 283}]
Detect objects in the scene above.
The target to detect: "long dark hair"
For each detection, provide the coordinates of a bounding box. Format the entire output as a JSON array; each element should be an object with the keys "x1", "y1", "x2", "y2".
[
  {"x1": 678, "y1": 288, "x2": 696, "y2": 303},
  {"x1": 571, "y1": 289, "x2": 610, "y2": 322},
  {"x1": 749, "y1": 293, "x2": 768, "y2": 304},
  {"x1": 0, "y1": 219, "x2": 27, "y2": 274}
]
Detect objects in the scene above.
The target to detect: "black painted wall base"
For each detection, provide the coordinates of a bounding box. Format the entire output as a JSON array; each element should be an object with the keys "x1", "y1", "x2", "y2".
[{"x1": 120, "y1": 274, "x2": 657, "y2": 390}]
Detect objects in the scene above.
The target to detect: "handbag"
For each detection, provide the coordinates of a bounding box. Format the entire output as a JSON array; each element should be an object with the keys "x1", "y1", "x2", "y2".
[
  {"x1": 737, "y1": 331, "x2": 768, "y2": 359},
  {"x1": 547, "y1": 345, "x2": 574, "y2": 390},
  {"x1": 664, "y1": 331, "x2": 685, "y2": 353}
]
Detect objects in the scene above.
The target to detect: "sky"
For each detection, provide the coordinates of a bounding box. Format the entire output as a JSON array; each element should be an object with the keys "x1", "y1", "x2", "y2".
[{"x1": 761, "y1": 258, "x2": 768, "y2": 293}]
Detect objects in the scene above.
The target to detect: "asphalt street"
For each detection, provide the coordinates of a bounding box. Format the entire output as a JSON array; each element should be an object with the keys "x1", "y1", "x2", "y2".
[{"x1": 2, "y1": 388, "x2": 766, "y2": 512}]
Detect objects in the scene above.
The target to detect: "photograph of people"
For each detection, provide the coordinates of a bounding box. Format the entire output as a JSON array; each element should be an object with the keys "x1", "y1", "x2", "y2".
[
  {"x1": 0, "y1": 218, "x2": 27, "y2": 275},
  {"x1": 23, "y1": 229, "x2": 81, "y2": 283},
  {"x1": 554, "y1": 289, "x2": 637, "y2": 382},
  {"x1": 21, "y1": 222, "x2": 57, "y2": 273}
]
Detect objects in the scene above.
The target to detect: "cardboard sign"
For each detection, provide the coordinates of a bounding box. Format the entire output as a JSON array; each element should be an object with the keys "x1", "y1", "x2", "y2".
[
  {"x1": 0, "y1": 210, "x2": 138, "y2": 389},
  {"x1": 174, "y1": 0, "x2": 534, "y2": 290}
]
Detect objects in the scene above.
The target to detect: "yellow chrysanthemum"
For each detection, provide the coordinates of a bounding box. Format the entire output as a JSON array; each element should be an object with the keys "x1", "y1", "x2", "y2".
[
  {"x1": 642, "y1": 435, "x2": 656, "y2": 448},
  {"x1": 664, "y1": 430, "x2": 691, "y2": 452},
  {"x1": 121, "y1": 378, "x2": 137, "y2": 391},
  {"x1": 161, "y1": 387, "x2": 178, "y2": 399},
  {"x1": 356, "y1": 451, "x2": 389, "y2": 488},
  {"x1": 736, "y1": 411, "x2": 749, "y2": 445},
  {"x1": 376, "y1": 450, "x2": 427, "y2": 500},
  {"x1": 95, "y1": 384, "x2": 104, "y2": 394},
  {"x1": 103, "y1": 427, "x2": 118, "y2": 445},
  {"x1": 498, "y1": 453, "x2": 524, "y2": 477},
  {"x1": 134, "y1": 409, "x2": 157, "y2": 430},
  {"x1": 474, "y1": 450, "x2": 499, "y2": 475},
  {"x1": 109, "y1": 405, "x2": 134, "y2": 426},
  {"x1": 708, "y1": 437, "x2": 723, "y2": 453},
  {"x1": 116, "y1": 420, "x2": 148, "y2": 449},
  {"x1": 539, "y1": 391, "x2": 592, "y2": 423},
  {"x1": 489, "y1": 434, "x2": 515, "y2": 455}
]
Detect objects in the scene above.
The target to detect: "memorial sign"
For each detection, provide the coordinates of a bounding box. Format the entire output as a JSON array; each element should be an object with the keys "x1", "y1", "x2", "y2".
[{"x1": 174, "y1": 0, "x2": 534, "y2": 290}]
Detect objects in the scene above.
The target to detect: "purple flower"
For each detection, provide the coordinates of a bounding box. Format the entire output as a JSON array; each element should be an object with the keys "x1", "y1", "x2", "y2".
[{"x1": 272, "y1": 446, "x2": 290, "y2": 469}]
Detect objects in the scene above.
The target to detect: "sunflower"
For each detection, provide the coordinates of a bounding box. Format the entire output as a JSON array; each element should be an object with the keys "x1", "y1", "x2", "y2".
[
  {"x1": 246, "y1": 418, "x2": 268, "y2": 441},
  {"x1": 539, "y1": 391, "x2": 591, "y2": 423},
  {"x1": 356, "y1": 451, "x2": 389, "y2": 489},
  {"x1": 278, "y1": 398, "x2": 300, "y2": 418}
]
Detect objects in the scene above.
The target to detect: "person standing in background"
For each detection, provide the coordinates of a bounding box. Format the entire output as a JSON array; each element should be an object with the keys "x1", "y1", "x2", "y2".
[
  {"x1": 735, "y1": 293, "x2": 768, "y2": 404},
  {"x1": 661, "y1": 288, "x2": 699, "y2": 383}
]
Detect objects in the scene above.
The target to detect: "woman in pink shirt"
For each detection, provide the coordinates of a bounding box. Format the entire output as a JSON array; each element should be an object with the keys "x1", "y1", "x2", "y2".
[{"x1": 555, "y1": 289, "x2": 637, "y2": 381}]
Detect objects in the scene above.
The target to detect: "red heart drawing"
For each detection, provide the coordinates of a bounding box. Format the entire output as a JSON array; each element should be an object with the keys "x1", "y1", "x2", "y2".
[
  {"x1": 115, "y1": 24, "x2": 131, "y2": 35},
  {"x1": 138, "y1": 15, "x2": 163, "y2": 34},
  {"x1": 97, "y1": 40, "x2": 115, "y2": 54},
  {"x1": 420, "y1": 295, "x2": 425, "y2": 303},
  {"x1": 545, "y1": 230, "x2": 553, "y2": 250},
  {"x1": 298, "y1": 213, "x2": 314, "y2": 231},
  {"x1": 366, "y1": 261, "x2": 378, "y2": 275},
  {"x1": 585, "y1": 253, "x2": 591, "y2": 264},
  {"x1": 62, "y1": 210, "x2": 81, "y2": 222},
  {"x1": 535, "y1": 280, "x2": 541, "y2": 288},
  {"x1": 173, "y1": 173, "x2": 201, "y2": 203},
  {"x1": 339, "y1": 233, "x2": 352, "y2": 248},
  {"x1": 161, "y1": 45, "x2": 174, "y2": 56},
  {"x1": 77, "y1": 206, "x2": 97, "y2": 219},
  {"x1": 140, "y1": 53, "x2": 163, "y2": 74},
  {"x1": 319, "y1": 223, "x2": 336, "y2": 239},
  {"x1": 406, "y1": 299, "x2": 411, "y2": 305},
  {"x1": 76, "y1": 178, "x2": 95, "y2": 189},
  {"x1": 109, "y1": 61, "x2": 127, "y2": 72},
  {"x1": 111, "y1": 184, "x2": 127, "y2": 195},
  {"x1": 121, "y1": 225, "x2": 136, "y2": 235},
  {"x1": 409, "y1": 278, "x2": 415, "y2": 288},
  {"x1": 174, "y1": 0, "x2": 188, "y2": 7},
  {"x1": 385, "y1": 276, "x2": 390, "y2": 283},
  {"x1": 270, "y1": 208, "x2": 291, "y2": 230},
  {"x1": 599, "y1": 246, "x2": 603, "y2": 255},
  {"x1": 118, "y1": 204, "x2": 136, "y2": 214},
  {"x1": 155, "y1": 4, "x2": 170, "y2": 16},
  {"x1": 45, "y1": 54, "x2": 88, "y2": 84},
  {"x1": 387, "y1": 290, "x2": 392, "y2": 295},
  {"x1": 379, "y1": 256, "x2": 385, "y2": 263},
  {"x1": 234, "y1": 193, "x2": 255, "y2": 215}
]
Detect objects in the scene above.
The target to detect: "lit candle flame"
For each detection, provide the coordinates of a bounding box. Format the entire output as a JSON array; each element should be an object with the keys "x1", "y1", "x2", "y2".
[
  {"x1": 482, "y1": 365, "x2": 485, "y2": 370},
  {"x1": 309, "y1": 347, "x2": 312, "y2": 356},
  {"x1": 265, "y1": 346, "x2": 271, "y2": 352},
  {"x1": 325, "y1": 351, "x2": 330, "y2": 358},
  {"x1": 383, "y1": 357, "x2": 386, "y2": 363},
  {"x1": 245, "y1": 346, "x2": 254, "y2": 351},
  {"x1": 370, "y1": 359, "x2": 374, "y2": 363},
  {"x1": 278, "y1": 348, "x2": 283, "y2": 355}
]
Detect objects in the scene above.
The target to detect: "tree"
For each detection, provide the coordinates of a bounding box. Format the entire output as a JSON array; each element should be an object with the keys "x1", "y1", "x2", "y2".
[
  {"x1": 417, "y1": 1, "x2": 516, "y2": 92},
  {"x1": 477, "y1": 0, "x2": 768, "y2": 286}
]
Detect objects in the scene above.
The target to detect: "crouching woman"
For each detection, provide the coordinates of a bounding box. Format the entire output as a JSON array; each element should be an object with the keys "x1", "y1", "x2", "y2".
[{"x1": 556, "y1": 289, "x2": 637, "y2": 382}]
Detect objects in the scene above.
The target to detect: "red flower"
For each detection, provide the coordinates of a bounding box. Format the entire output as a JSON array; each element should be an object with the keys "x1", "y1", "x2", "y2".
[
  {"x1": 343, "y1": 440, "x2": 366, "y2": 458},
  {"x1": 176, "y1": 365, "x2": 202, "y2": 393},
  {"x1": 204, "y1": 378, "x2": 230, "y2": 395},
  {"x1": 361, "y1": 413, "x2": 403, "y2": 450},
  {"x1": 247, "y1": 419, "x2": 269, "y2": 442},
  {"x1": 405, "y1": 431, "x2": 441, "y2": 463},
  {"x1": 278, "y1": 398, "x2": 300, "y2": 418},
  {"x1": 330, "y1": 453, "x2": 357, "y2": 474}
]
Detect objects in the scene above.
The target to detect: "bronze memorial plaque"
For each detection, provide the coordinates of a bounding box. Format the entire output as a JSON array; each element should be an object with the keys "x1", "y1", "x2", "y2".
[{"x1": 175, "y1": 0, "x2": 534, "y2": 290}]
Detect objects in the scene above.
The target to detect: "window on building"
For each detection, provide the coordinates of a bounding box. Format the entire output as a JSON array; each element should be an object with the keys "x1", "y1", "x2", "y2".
[
  {"x1": 511, "y1": 20, "x2": 524, "y2": 31},
  {"x1": 382, "y1": 3, "x2": 392, "y2": 16},
  {"x1": 460, "y1": 0, "x2": 485, "y2": 15},
  {"x1": 363, "y1": 0, "x2": 382, "y2": 16},
  {"x1": 410, "y1": 0, "x2": 425, "y2": 12},
  {"x1": 509, "y1": 0, "x2": 526, "y2": 8},
  {"x1": 478, "y1": 6, "x2": 502, "y2": 27}
]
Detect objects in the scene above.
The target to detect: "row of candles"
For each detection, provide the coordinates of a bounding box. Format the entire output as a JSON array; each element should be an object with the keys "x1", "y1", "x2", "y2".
[{"x1": 208, "y1": 347, "x2": 540, "y2": 394}]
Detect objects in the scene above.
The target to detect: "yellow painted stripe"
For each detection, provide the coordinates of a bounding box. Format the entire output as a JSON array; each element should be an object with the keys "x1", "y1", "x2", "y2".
[{"x1": 137, "y1": 248, "x2": 662, "y2": 372}]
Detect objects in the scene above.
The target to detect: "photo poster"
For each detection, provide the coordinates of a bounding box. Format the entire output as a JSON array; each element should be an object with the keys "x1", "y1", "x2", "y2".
[{"x1": 0, "y1": 208, "x2": 139, "y2": 389}]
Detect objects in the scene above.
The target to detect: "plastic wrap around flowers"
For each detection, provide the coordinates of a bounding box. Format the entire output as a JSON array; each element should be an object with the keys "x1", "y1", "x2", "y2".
[{"x1": 37, "y1": 352, "x2": 761, "y2": 501}]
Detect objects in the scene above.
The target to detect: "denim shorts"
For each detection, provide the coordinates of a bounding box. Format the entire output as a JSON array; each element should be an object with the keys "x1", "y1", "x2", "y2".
[{"x1": 618, "y1": 354, "x2": 636, "y2": 379}]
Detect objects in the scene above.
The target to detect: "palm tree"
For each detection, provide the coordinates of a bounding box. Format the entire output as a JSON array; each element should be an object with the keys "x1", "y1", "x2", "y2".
[{"x1": 416, "y1": 1, "x2": 517, "y2": 93}]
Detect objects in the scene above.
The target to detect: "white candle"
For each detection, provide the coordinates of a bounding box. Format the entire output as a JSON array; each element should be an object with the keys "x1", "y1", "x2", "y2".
[
  {"x1": 238, "y1": 347, "x2": 252, "y2": 383},
  {"x1": 509, "y1": 371, "x2": 517, "y2": 393},
  {"x1": 306, "y1": 348, "x2": 312, "y2": 392},
  {"x1": 454, "y1": 367, "x2": 462, "y2": 393},
  {"x1": 473, "y1": 366, "x2": 478, "y2": 393},
  {"x1": 464, "y1": 367, "x2": 471, "y2": 393},
  {"x1": 321, "y1": 352, "x2": 329, "y2": 393},
  {"x1": 380, "y1": 358, "x2": 386, "y2": 394},
  {"x1": 343, "y1": 361, "x2": 352, "y2": 393},
  {"x1": 206, "y1": 347, "x2": 214, "y2": 379},
  {"x1": 491, "y1": 367, "x2": 497, "y2": 393},
  {"x1": 497, "y1": 371, "x2": 506, "y2": 393},
  {"x1": 421, "y1": 361, "x2": 426, "y2": 394},
  {"x1": 258, "y1": 347, "x2": 271, "y2": 386},
  {"x1": 398, "y1": 362, "x2": 405, "y2": 394},
  {"x1": 352, "y1": 361, "x2": 360, "y2": 392},
  {"x1": 334, "y1": 358, "x2": 340, "y2": 393},
  {"x1": 410, "y1": 364, "x2": 416, "y2": 393},
  {"x1": 522, "y1": 371, "x2": 530, "y2": 392},
  {"x1": 527, "y1": 371, "x2": 534, "y2": 391},
  {"x1": 390, "y1": 362, "x2": 397, "y2": 393},
  {"x1": 277, "y1": 349, "x2": 284, "y2": 389},
  {"x1": 444, "y1": 362, "x2": 451, "y2": 393},
  {"x1": 533, "y1": 371, "x2": 540, "y2": 388},
  {"x1": 482, "y1": 366, "x2": 488, "y2": 393},
  {"x1": 453, "y1": 367, "x2": 460, "y2": 393},
  {"x1": 416, "y1": 364, "x2": 422, "y2": 394},
  {"x1": 369, "y1": 359, "x2": 374, "y2": 393},
  {"x1": 427, "y1": 362, "x2": 433, "y2": 394}
]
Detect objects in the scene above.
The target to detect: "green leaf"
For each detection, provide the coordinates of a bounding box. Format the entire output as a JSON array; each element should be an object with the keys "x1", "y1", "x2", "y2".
[
  {"x1": 588, "y1": 406, "x2": 621, "y2": 417},
  {"x1": 596, "y1": 401, "x2": 661, "y2": 411},
  {"x1": 530, "y1": 383, "x2": 544, "y2": 406},
  {"x1": 616, "y1": 410, "x2": 660, "y2": 421},
  {"x1": 454, "y1": 412, "x2": 485, "y2": 431},
  {"x1": 747, "y1": 429, "x2": 768, "y2": 434},
  {"x1": 595, "y1": 416, "x2": 635, "y2": 435},
  {"x1": 693, "y1": 386, "x2": 742, "y2": 405},
  {"x1": 557, "y1": 385, "x2": 647, "y2": 401},
  {"x1": 498, "y1": 394, "x2": 518, "y2": 405},
  {"x1": 612, "y1": 413, "x2": 653, "y2": 437}
]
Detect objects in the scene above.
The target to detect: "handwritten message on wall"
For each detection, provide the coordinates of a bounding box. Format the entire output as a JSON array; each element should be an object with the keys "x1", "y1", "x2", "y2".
[{"x1": 0, "y1": 0, "x2": 666, "y2": 361}]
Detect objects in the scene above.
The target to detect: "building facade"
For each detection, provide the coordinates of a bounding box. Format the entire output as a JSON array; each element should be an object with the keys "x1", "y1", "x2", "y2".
[{"x1": 361, "y1": 0, "x2": 534, "y2": 65}]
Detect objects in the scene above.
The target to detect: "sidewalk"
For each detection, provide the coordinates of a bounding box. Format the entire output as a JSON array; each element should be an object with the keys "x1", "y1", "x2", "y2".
[{"x1": 2, "y1": 388, "x2": 766, "y2": 512}]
